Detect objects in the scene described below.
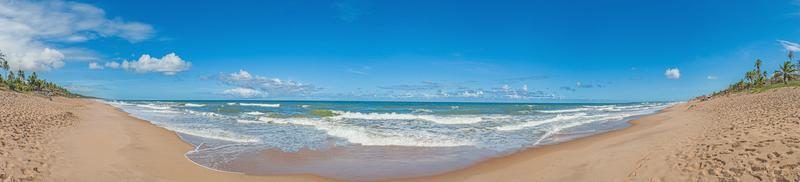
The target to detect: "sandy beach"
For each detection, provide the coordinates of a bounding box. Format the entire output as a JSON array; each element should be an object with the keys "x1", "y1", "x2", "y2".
[
  {"x1": 6, "y1": 0, "x2": 800, "y2": 181},
  {"x1": 1, "y1": 87, "x2": 799, "y2": 181},
  {"x1": 411, "y1": 87, "x2": 800, "y2": 181},
  {"x1": 46, "y1": 96, "x2": 330, "y2": 181},
  {"x1": 0, "y1": 90, "x2": 327, "y2": 181},
  {"x1": 0, "y1": 90, "x2": 76, "y2": 181}
]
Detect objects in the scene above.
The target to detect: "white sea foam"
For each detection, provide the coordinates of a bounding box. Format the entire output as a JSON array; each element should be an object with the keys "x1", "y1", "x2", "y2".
[
  {"x1": 239, "y1": 103, "x2": 280, "y2": 107},
  {"x1": 240, "y1": 117, "x2": 304, "y2": 125},
  {"x1": 184, "y1": 103, "x2": 207, "y2": 107},
  {"x1": 257, "y1": 117, "x2": 314, "y2": 125},
  {"x1": 539, "y1": 104, "x2": 645, "y2": 113},
  {"x1": 584, "y1": 105, "x2": 616, "y2": 108},
  {"x1": 236, "y1": 119, "x2": 264, "y2": 124},
  {"x1": 244, "y1": 111, "x2": 267, "y2": 115},
  {"x1": 167, "y1": 127, "x2": 260, "y2": 143},
  {"x1": 329, "y1": 111, "x2": 485, "y2": 124},
  {"x1": 320, "y1": 125, "x2": 473, "y2": 147},
  {"x1": 421, "y1": 116, "x2": 484, "y2": 125},
  {"x1": 254, "y1": 116, "x2": 473, "y2": 147},
  {"x1": 142, "y1": 110, "x2": 182, "y2": 114},
  {"x1": 105, "y1": 100, "x2": 134, "y2": 106},
  {"x1": 185, "y1": 110, "x2": 225, "y2": 118},
  {"x1": 537, "y1": 107, "x2": 591, "y2": 113},
  {"x1": 495, "y1": 113, "x2": 588, "y2": 131},
  {"x1": 527, "y1": 102, "x2": 680, "y2": 146},
  {"x1": 108, "y1": 99, "x2": 680, "y2": 163},
  {"x1": 532, "y1": 113, "x2": 634, "y2": 145},
  {"x1": 136, "y1": 104, "x2": 171, "y2": 110}
]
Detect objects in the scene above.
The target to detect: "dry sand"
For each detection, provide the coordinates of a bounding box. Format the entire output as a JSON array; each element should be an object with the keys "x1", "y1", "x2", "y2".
[
  {"x1": 409, "y1": 87, "x2": 800, "y2": 181},
  {"x1": 46, "y1": 96, "x2": 329, "y2": 181},
  {"x1": 0, "y1": 91, "x2": 76, "y2": 181},
  {"x1": 2, "y1": 87, "x2": 799, "y2": 181}
]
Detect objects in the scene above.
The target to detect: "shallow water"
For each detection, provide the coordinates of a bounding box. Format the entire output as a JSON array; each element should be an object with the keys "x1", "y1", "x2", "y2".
[{"x1": 105, "y1": 100, "x2": 677, "y2": 180}]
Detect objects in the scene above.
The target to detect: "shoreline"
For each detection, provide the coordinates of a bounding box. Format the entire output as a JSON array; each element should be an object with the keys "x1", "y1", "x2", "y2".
[
  {"x1": 402, "y1": 102, "x2": 699, "y2": 181},
  {"x1": 48, "y1": 98, "x2": 331, "y2": 181},
  {"x1": 57, "y1": 98, "x2": 686, "y2": 181},
  {"x1": 41, "y1": 87, "x2": 800, "y2": 181},
  {"x1": 52, "y1": 98, "x2": 689, "y2": 181}
]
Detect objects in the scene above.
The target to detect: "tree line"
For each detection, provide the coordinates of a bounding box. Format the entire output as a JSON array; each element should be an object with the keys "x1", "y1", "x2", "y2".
[
  {"x1": 716, "y1": 51, "x2": 799, "y2": 95},
  {"x1": 0, "y1": 51, "x2": 76, "y2": 97}
]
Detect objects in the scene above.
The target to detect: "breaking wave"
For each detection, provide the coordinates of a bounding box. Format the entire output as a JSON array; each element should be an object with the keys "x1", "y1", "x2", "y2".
[{"x1": 238, "y1": 103, "x2": 280, "y2": 107}]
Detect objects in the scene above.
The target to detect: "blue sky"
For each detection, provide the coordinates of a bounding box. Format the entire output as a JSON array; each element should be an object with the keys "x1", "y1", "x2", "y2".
[{"x1": 3, "y1": 0, "x2": 800, "y2": 102}]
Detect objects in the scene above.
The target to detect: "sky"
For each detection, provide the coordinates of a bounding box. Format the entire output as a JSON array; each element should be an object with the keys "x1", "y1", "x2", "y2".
[{"x1": 2, "y1": 0, "x2": 800, "y2": 102}]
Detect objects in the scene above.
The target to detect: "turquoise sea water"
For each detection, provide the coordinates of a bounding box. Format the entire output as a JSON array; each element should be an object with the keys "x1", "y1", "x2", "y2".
[{"x1": 105, "y1": 100, "x2": 678, "y2": 180}]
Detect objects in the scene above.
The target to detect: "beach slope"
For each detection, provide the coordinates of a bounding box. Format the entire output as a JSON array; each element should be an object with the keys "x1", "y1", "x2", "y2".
[
  {"x1": 411, "y1": 87, "x2": 800, "y2": 181},
  {"x1": 47, "y1": 98, "x2": 329, "y2": 181},
  {"x1": 3, "y1": 87, "x2": 799, "y2": 181}
]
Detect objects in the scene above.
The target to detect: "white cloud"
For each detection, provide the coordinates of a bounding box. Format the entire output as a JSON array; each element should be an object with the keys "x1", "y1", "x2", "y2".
[
  {"x1": 228, "y1": 69, "x2": 253, "y2": 81},
  {"x1": 104, "y1": 61, "x2": 120, "y2": 68},
  {"x1": 458, "y1": 90, "x2": 484, "y2": 98},
  {"x1": 706, "y1": 75, "x2": 717, "y2": 80},
  {"x1": 223, "y1": 87, "x2": 265, "y2": 98},
  {"x1": 88, "y1": 62, "x2": 103, "y2": 70},
  {"x1": 665, "y1": 68, "x2": 681, "y2": 79},
  {"x1": 778, "y1": 40, "x2": 800, "y2": 52},
  {"x1": 0, "y1": 0, "x2": 155, "y2": 71},
  {"x1": 118, "y1": 53, "x2": 191, "y2": 75},
  {"x1": 218, "y1": 69, "x2": 321, "y2": 97},
  {"x1": 376, "y1": 81, "x2": 556, "y2": 100}
]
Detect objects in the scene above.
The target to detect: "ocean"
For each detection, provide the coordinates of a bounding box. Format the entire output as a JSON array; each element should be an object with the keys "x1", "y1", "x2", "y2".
[{"x1": 105, "y1": 100, "x2": 678, "y2": 180}]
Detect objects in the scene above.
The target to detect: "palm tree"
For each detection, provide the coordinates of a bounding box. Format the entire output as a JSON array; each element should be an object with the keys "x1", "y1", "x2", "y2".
[
  {"x1": 745, "y1": 70, "x2": 757, "y2": 86},
  {"x1": 778, "y1": 61, "x2": 797, "y2": 84},
  {"x1": 16, "y1": 70, "x2": 24, "y2": 83},
  {"x1": 772, "y1": 70, "x2": 782, "y2": 83},
  {"x1": 28, "y1": 72, "x2": 39, "y2": 90},
  {"x1": 6, "y1": 71, "x2": 13, "y2": 83},
  {"x1": 0, "y1": 51, "x2": 7, "y2": 71},
  {"x1": 756, "y1": 59, "x2": 763, "y2": 71},
  {"x1": 751, "y1": 59, "x2": 766, "y2": 86},
  {"x1": 792, "y1": 51, "x2": 800, "y2": 72}
]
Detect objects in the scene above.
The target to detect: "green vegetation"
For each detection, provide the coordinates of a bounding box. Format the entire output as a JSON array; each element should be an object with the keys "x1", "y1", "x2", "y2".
[
  {"x1": 310, "y1": 109, "x2": 338, "y2": 117},
  {"x1": 0, "y1": 50, "x2": 78, "y2": 97},
  {"x1": 714, "y1": 51, "x2": 800, "y2": 96}
]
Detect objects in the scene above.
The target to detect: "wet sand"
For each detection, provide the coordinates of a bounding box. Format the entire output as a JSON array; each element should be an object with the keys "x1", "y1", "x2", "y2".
[
  {"x1": 47, "y1": 97, "x2": 329, "y2": 181},
  {"x1": 408, "y1": 87, "x2": 800, "y2": 181},
  {"x1": 4, "y1": 87, "x2": 799, "y2": 181}
]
